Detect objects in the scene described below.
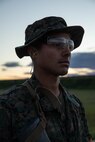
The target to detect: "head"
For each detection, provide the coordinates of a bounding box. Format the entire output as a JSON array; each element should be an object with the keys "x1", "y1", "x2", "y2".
[
  {"x1": 15, "y1": 16, "x2": 84, "y2": 76},
  {"x1": 28, "y1": 32, "x2": 72, "y2": 76}
]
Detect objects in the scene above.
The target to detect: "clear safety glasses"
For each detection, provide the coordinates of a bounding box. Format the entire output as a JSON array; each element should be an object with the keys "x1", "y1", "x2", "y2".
[{"x1": 47, "y1": 36, "x2": 74, "y2": 51}]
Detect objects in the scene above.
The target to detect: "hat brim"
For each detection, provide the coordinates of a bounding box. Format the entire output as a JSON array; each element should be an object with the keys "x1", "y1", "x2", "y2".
[{"x1": 15, "y1": 26, "x2": 84, "y2": 58}]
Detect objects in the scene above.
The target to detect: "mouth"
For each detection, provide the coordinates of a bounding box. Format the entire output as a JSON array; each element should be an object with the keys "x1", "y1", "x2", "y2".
[{"x1": 58, "y1": 60, "x2": 70, "y2": 67}]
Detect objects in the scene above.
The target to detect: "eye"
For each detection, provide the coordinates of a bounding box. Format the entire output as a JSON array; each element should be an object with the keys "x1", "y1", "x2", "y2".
[
  {"x1": 69, "y1": 45, "x2": 73, "y2": 51},
  {"x1": 53, "y1": 43, "x2": 66, "y2": 49},
  {"x1": 54, "y1": 43, "x2": 63, "y2": 47},
  {"x1": 68, "y1": 40, "x2": 74, "y2": 51}
]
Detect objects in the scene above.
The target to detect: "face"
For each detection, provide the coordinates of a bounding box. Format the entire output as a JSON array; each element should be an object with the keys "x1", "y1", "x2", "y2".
[{"x1": 33, "y1": 33, "x2": 72, "y2": 76}]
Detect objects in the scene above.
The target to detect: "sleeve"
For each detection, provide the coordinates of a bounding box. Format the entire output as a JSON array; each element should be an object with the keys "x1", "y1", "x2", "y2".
[
  {"x1": 72, "y1": 95, "x2": 92, "y2": 141},
  {"x1": 79, "y1": 101, "x2": 92, "y2": 141},
  {"x1": 0, "y1": 106, "x2": 12, "y2": 142}
]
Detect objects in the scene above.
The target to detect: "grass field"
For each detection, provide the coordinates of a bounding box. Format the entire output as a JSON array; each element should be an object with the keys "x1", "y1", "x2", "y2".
[{"x1": 69, "y1": 89, "x2": 95, "y2": 139}]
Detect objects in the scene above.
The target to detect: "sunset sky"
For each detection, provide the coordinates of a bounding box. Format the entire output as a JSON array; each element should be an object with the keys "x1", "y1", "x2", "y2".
[{"x1": 0, "y1": 0, "x2": 95, "y2": 80}]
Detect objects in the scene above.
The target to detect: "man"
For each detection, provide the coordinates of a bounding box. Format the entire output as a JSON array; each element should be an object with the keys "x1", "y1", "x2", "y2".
[{"x1": 0, "y1": 16, "x2": 92, "y2": 142}]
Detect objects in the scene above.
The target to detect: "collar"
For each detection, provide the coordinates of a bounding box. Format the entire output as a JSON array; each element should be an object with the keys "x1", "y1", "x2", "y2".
[
  {"x1": 29, "y1": 74, "x2": 63, "y2": 111},
  {"x1": 29, "y1": 74, "x2": 80, "y2": 108}
]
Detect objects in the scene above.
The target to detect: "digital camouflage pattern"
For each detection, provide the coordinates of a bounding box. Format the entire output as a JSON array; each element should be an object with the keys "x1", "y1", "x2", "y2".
[{"x1": 0, "y1": 75, "x2": 91, "y2": 142}]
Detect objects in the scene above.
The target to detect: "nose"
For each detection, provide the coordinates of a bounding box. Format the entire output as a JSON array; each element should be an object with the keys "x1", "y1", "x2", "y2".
[{"x1": 61, "y1": 46, "x2": 71, "y2": 57}]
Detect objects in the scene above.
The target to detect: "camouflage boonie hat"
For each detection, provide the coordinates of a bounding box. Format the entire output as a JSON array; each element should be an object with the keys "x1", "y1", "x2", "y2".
[{"x1": 15, "y1": 16, "x2": 84, "y2": 58}]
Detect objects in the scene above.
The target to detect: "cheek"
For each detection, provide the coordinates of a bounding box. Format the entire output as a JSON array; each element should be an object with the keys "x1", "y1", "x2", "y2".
[
  {"x1": 43, "y1": 50, "x2": 58, "y2": 64},
  {"x1": 39, "y1": 47, "x2": 57, "y2": 61},
  {"x1": 37, "y1": 45, "x2": 60, "y2": 67}
]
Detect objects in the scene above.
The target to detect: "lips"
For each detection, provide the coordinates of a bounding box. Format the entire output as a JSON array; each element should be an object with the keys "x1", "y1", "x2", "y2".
[
  {"x1": 58, "y1": 60, "x2": 69, "y2": 64},
  {"x1": 58, "y1": 60, "x2": 70, "y2": 67}
]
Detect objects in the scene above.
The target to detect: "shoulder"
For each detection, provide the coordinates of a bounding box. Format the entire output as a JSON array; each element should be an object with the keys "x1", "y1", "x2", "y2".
[
  {"x1": 61, "y1": 84, "x2": 82, "y2": 108},
  {"x1": 0, "y1": 83, "x2": 33, "y2": 110},
  {"x1": 0, "y1": 82, "x2": 38, "y2": 124},
  {"x1": 0, "y1": 83, "x2": 40, "y2": 141},
  {"x1": 63, "y1": 87, "x2": 85, "y2": 112}
]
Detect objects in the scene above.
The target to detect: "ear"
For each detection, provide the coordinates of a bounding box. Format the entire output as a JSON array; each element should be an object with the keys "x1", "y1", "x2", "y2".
[{"x1": 27, "y1": 46, "x2": 38, "y2": 59}]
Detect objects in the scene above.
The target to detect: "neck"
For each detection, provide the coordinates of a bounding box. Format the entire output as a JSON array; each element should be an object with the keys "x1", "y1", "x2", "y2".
[{"x1": 33, "y1": 69, "x2": 60, "y2": 97}]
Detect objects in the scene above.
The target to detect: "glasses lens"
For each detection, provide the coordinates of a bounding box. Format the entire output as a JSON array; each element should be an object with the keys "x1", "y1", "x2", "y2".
[
  {"x1": 68, "y1": 40, "x2": 74, "y2": 51},
  {"x1": 47, "y1": 37, "x2": 74, "y2": 51}
]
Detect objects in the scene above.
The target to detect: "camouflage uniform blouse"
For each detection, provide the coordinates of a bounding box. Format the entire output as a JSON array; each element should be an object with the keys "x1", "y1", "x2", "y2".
[{"x1": 0, "y1": 75, "x2": 91, "y2": 142}]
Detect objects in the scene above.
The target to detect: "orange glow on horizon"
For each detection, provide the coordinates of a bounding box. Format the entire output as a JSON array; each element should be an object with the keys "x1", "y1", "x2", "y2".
[
  {"x1": 0, "y1": 66, "x2": 31, "y2": 80},
  {"x1": 0, "y1": 66, "x2": 95, "y2": 80},
  {"x1": 68, "y1": 68, "x2": 95, "y2": 76}
]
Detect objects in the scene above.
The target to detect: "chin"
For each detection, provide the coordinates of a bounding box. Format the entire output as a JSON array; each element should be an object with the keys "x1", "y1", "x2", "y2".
[
  {"x1": 55, "y1": 70, "x2": 68, "y2": 76},
  {"x1": 60, "y1": 72, "x2": 68, "y2": 76},
  {"x1": 60, "y1": 69, "x2": 68, "y2": 76}
]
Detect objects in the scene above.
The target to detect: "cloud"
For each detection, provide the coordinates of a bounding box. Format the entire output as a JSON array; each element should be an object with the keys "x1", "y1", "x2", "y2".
[
  {"x1": 70, "y1": 52, "x2": 95, "y2": 69},
  {"x1": 68, "y1": 68, "x2": 95, "y2": 76},
  {"x1": 27, "y1": 62, "x2": 33, "y2": 67},
  {"x1": 24, "y1": 71, "x2": 31, "y2": 75},
  {"x1": 1, "y1": 68, "x2": 7, "y2": 71},
  {"x1": 2, "y1": 62, "x2": 21, "y2": 68},
  {"x1": 69, "y1": 52, "x2": 95, "y2": 76}
]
